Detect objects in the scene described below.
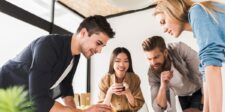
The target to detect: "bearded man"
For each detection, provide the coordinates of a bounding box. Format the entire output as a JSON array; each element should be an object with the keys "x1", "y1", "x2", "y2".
[{"x1": 142, "y1": 36, "x2": 203, "y2": 112}]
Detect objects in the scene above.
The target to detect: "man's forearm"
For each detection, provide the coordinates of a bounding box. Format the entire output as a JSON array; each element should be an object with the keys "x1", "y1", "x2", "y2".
[
  {"x1": 50, "y1": 101, "x2": 73, "y2": 112},
  {"x1": 50, "y1": 102, "x2": 83, "y2": 112},
  {"x1": 63, "y1": 96, "x2": 76, "y2": 108},
  {"x1": 155, "y1": 85, "x2": 167, "y2": 108}
]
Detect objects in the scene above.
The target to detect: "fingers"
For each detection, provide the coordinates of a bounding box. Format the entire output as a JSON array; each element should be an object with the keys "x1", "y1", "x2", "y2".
[
  {"x1": 112, "y1": 84, "x2": 124, "y2": 92},
  {"x1": 114, "y1": 83, "x2": 124, "y2": 88},
  {"x1": 110, "y1": 82, "x2": 130, "y2": 96},
  {"x1": 108, "y1": 84, "x2": 122, "y2": 94},
  {"x1": 161, "y1": 71, "x2": 173, "y2": 82},
  {"x1": 95, "y1": 104, "x2": 112, "y2": 112},
  {"x1": 123, "y1": 82, "x2": 129, "y2": 89}
]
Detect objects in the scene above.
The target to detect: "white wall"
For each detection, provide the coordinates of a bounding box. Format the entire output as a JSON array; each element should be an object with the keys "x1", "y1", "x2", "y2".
[{"x1": 0, "y1": 12, "x2": 48, "y2": 66}]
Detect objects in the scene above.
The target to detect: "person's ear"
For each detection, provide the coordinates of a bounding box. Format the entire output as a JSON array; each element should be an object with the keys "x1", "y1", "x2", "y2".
[
  {"x1": 79, "y1": 28, "x2": 88, "y2": 38},
  {"x1": 163, "y1": 49, "x2": 168, "y2": 56}
]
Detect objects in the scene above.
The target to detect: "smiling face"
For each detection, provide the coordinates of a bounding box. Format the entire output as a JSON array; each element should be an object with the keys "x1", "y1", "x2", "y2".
[
  {"x1": 155, "y1": 13, "x2": 185, "y2": 37},
  {"x1": 113, "y1": 52, "x2": 129, "y2": 79},
  {"x1": 79, "y1": 29, "x2": 109, "y2": 58}
]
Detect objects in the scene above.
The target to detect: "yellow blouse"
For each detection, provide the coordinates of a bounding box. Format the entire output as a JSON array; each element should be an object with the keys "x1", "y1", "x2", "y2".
[{"x1": 98, "y1": 72, "x2": 144, "y2": 112}]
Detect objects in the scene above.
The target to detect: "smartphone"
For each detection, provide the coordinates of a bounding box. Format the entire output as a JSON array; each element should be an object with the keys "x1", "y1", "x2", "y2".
[
  {"x1": 116, "y1": 84, "x2": 125, "y2": 92},
  {"x1": 121, "y1": 86, "x2": 125, "y2": 91}
]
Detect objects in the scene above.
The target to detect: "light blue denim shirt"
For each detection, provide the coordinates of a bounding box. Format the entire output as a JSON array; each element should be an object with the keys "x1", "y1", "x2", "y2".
[{"x1": 188, "y1": 3, "x2": 225, "y2": 75}]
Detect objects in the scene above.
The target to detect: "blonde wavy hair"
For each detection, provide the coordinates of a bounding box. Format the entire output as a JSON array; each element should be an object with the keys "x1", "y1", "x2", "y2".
[{"x1": 154, "y1": 0, "x2": 225, "y2": 23}]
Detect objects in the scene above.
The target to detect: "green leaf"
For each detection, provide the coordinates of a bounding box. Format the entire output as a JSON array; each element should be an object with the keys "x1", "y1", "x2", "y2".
[{"x1": 0, "y1": 86, "x2": 35, "y2": 112}]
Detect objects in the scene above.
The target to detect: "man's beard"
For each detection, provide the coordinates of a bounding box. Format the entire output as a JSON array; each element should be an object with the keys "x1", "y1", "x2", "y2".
[{"x1": 151, "y1": 56, "x2": 171, "y2": 74}]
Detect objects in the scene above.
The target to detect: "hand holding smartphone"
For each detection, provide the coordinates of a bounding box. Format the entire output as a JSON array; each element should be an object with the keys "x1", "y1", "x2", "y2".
[{"x1": 115, "y1": 83, "x2": 125, "y2": 92}]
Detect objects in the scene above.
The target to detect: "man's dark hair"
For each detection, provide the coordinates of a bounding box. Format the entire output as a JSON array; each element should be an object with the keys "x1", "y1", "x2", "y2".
[
  {"x1": 76, "y1": 15, "x2": 115, "y2": 38},
  {"x1": 142, "y1": 36, "x2": 166, "y2": 52}
]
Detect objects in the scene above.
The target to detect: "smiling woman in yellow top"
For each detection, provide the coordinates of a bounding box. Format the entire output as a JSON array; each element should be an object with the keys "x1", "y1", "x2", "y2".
[{"x1": 98, "y1": 47, "x2": 145, "y2": 112}]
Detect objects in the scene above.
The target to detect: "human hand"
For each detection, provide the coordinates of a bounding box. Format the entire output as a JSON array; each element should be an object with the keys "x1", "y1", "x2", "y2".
[
  {"x1": 83, "y1": 104, "x2": 111, "y2": 112},
  {"x1": 107, "y1": 83, "x2": 124, "y2": 96},
  {"x1": 62, "y1": 107, "x2": 82, "y2": 112},
  {"x1": 119, "y1": 82, "x2": 130, "y2": 95},
  {"x1": 160, "y1": 70, "x2": 173, "y2": 86}
]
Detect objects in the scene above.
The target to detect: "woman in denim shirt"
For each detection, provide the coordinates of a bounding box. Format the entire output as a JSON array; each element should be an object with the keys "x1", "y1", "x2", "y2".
[{"x1": 153, "y1": 0, "x2": 225, "y2": 112}]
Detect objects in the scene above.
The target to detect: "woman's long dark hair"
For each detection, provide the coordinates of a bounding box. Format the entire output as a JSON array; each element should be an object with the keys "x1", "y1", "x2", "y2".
[{"x1": 108, "y1": 47, "x2": 134, "y2": 74}]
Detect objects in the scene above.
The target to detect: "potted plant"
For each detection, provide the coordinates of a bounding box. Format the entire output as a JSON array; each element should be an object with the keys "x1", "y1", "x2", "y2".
[{"x1": 0, "y1": 86, "x2": 34, "y2": 112}]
